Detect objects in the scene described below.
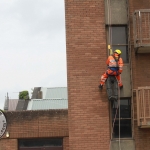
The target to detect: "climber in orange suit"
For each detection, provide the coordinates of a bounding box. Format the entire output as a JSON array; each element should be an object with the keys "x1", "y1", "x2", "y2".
[{"x1": 99, "y1": 49, "x2": 123, "y2": 89}]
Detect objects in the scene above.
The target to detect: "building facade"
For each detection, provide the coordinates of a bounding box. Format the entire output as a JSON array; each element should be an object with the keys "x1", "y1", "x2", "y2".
[
  {"x1": 1, "y1": 110, "x2": 69, "y2": 150},
  {"x1": 65, "y1": 0, "x2": 150, "y2": 150},
  {"x1": 1, "y1": 0, "x2": 150, "y2": 150}
]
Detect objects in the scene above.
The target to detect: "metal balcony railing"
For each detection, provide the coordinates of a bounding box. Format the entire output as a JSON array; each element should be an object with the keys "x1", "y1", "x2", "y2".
[
  {"x1": 133, "y1": 9, "x2": 150, "y2": 53},
  {"x1": 135, "y1": 87, "x2": 150, "y2": 128}
]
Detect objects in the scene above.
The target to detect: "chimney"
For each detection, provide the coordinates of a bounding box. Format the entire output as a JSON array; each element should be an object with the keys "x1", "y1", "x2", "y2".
[{"x1": 4, "y1": 93, "x2": 9, "y2": 111}]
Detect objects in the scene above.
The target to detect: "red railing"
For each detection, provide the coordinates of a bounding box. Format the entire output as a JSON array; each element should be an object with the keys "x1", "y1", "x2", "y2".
[
  {"x1": 135, "y1": 87, "x2": 150, "y2": 128},
  {"x1": 133, "y1": 9, "x2": 150, "y2": 52}
]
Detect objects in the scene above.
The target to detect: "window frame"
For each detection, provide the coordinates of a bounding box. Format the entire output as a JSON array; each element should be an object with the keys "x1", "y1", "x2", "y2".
[
  {"x1": 109, "y1": 98, "x2": 133, "y2": 139},
  {"x1": 18, "y1": 138, "x2": 63, "y2": 149},
  {"x1": 106, "y1": 25, "x2": 129, "y2": 63}
]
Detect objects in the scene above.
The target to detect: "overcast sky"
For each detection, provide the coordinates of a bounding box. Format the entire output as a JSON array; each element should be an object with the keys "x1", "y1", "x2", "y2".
[{"x1": 0, "y1": 0, "x2": 67, "y2": 109}]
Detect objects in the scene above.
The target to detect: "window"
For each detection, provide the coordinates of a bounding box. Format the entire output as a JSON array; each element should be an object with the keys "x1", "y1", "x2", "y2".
[
  {"x1": 18, "y1": 138, "x2": 63, "y2": 150},
  {"x1": 107, "y1": 26, "x2": 129, "y2": 63},
  {"x1": 111, "y1": 99, "x2": 132, "y2": 138}
]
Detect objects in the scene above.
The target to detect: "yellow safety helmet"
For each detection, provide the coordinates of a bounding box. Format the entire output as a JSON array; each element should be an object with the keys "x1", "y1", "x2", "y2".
[{"x1": 114, "y1": 49, "x2": 121, "y2": 55}]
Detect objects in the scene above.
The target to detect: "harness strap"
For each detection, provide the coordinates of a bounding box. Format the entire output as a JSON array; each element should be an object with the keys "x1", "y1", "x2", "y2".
[{"x1": 106, "y1": 69, "x2": 119, "y2": 76}]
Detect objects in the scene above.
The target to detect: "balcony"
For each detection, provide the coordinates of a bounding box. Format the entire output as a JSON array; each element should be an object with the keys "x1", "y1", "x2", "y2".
[
  {"x1": 135, "y1": 87, "x2": 150, "y2": 128},
  {"x1": 133, "y1": 9, "x2": 150, "y2": 53}
]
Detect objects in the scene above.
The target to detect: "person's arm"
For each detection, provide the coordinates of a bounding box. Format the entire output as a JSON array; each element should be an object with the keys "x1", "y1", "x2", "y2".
[
  {"x1": 106, "y1": 56, "x2": 111, "y2": 66},
  {"x1": 118, "y1": 58, "x2": 123, "y2": 73}
]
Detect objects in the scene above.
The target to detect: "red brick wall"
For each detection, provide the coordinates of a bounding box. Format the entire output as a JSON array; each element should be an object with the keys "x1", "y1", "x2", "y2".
[
  {"x1": 0, "y1": 110, "x2": 68, "y2": 150},
  {"x1": 129, "y1": 0, "x2": 150, "y2": 88},
  {"x1": 63, "y1": 137, "x2": 69, "y2": 150},
  {"x1": 0, "y1": 139, "x2": 17, "y2": 150},
  {"x1": 65, "y1": 0, "x2": 110, "y2": 150},
  {"x1": 129, "y1": 0, "x2": 150, "y2": 150}
]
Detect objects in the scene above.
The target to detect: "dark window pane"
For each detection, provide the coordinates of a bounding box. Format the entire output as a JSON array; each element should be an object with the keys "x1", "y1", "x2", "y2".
[
  {"x1": 113, "y1": 119, "x2": 132, "y2": 138},
  {"x1": 112, "y1": 26, "x2": 127, "y2": 44},
  {"x1": 112, "y1": 99, "x2": 131, "y2": 119},
  {"x1": 19, "y1": 139, "x2": 63, "y2": 148},
  {"x1": 111, "y1": 99, "x2": 132, "y2": 138},
  {"x1": 112, "y1": 45, "x2": 128, "y2": 63}
]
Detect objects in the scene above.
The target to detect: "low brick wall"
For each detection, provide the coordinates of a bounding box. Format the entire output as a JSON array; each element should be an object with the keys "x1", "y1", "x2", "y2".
[{"x1": 0, "y1": 110, "x2": 68, "y2": 150}]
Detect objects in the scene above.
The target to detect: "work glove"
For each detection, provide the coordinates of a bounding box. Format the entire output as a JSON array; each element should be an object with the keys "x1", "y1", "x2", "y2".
[{"x1": 116, "y1": 71, "x2": 121, "y2": 75}]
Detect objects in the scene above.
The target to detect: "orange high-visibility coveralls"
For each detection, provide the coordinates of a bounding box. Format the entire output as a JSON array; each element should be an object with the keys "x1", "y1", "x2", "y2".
[{"x1": 100, "y1": 55, "x2": 123, "y2": 87}]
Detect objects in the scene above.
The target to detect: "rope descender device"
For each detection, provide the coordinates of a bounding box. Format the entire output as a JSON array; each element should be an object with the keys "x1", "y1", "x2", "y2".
[{"x1": 108, "y1": 45, "x2": 113, "y2": 55}]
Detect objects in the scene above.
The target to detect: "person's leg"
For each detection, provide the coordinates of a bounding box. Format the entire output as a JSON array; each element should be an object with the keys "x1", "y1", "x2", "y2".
[
  {"x1": 107, "y1": 76, "x2": 118, "y2": 101},
  {"x1": 116, "y1": 74, "x2": 123, "y2": 87},
  {"x1": 106, "y1": 76, "x2": 113, "y2": 98},
  {"x1": 100, "y1": 72, "x2": 108, "y2": 85},
  {"x1": 99, "y1": 71, "x2": 108, "y2": 89},
  {"x1": 113, "y1": 76, "x2": 118, "y2": 100}
]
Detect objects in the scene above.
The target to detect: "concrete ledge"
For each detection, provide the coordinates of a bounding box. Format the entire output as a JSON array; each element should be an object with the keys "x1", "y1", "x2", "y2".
[{"x1": 110, "y1": 139, "x2": 135, "y2": 150}]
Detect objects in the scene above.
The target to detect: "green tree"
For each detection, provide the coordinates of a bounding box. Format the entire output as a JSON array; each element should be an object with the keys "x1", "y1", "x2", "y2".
[{"x1": 19, "y1": 91, "x2": 29, "y2": 100}]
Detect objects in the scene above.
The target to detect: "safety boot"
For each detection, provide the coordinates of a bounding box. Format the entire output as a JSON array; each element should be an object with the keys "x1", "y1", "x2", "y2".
[
  {"x1": 98, "y1": 84, "x2": 103, "y2": 90},
  {"x1": 120, "y1": 85, "x2": 123, "y2": 89}
]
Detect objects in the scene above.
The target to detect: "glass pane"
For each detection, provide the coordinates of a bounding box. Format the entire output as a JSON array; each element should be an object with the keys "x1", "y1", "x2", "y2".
[
  {"x1": 112, "y1": 119, "x2": 132, "y2": 138},
  {"x1": 112, "y1": 26, "x2": 127, "y2": 44},
  {"x1": 19, "y1": 138, "x2": 63, "y2": 147},
  {"x1": 112, "y1": 99, "x2": 131, "y2": 119},
  {"x1": 112, "y1": 45, "x2": 128, "y2": 63}
]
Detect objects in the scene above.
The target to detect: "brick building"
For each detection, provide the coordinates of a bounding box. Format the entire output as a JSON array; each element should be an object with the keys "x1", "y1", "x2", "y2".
[
  {"x1": 65, "y1": 0, "x2": 150, "y2": 149},
  {"x1": 1, "y1": 0, "x2": 150, "y2": 150},
  {"x1": 0, "y1": 110, "x2": 69, "y2": 150}
]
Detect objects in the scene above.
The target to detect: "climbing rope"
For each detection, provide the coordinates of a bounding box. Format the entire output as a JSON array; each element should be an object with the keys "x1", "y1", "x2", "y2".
[
  {"x1": 109, "y1": 79, "x2": 122, "y2": 150},
  {"x1": 107, "y1": 0, "x2": 113, "y2": 56},
  {"x1": 107, "y1": 0, "x2": 121, "y2": 150},
  {"x1": 109, "y1": 98, "x2": 119, "y2": 150},
  {"x1": 118, "y1": 82, "x2": 122, "y2": 150},
  {"x1": 106, "y1": 0, "x2": 122, "y2": 149}
]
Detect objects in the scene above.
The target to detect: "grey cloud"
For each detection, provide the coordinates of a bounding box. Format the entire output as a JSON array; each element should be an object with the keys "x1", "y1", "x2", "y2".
[
  {"x1": 8, "y1": 0, "x2": 65, "y2": 35},
  {"x1": 0, "y1": 0, "x2": 67, "y2": 109}
]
